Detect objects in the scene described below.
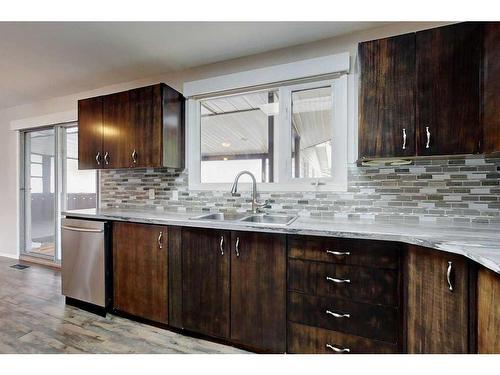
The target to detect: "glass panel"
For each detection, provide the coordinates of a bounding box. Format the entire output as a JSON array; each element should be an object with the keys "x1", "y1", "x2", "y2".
[
  {"x1": 62, "y1": 126, "x2": 97, "y2": 211},
  {"x1": 200, "y1": 89, "x2": 279, "y2": 183},
  {"x1": 24, "y1": 129, "x2": 56, "y2": 259},
  {"x1": 291, "y1": 86, "x2": 333, "y2": 179}
]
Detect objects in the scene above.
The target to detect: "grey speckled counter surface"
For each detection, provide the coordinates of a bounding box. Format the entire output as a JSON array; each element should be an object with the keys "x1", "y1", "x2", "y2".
[{"x1": 63, "y1": 208, "x2": 500, "y2": 274}]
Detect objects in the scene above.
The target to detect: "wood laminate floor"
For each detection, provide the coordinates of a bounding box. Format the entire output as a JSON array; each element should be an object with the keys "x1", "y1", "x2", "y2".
[{"x1": 0, "y1": 256, "x2": 246, "y2": 354}]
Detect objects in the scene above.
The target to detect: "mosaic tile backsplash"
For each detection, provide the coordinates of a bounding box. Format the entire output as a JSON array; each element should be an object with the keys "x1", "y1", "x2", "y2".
[{"x1": 100, "y1": 157, "x2": 500, "y2": 224}]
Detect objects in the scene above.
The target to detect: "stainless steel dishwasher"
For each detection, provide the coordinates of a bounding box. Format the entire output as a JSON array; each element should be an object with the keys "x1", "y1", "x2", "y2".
[{"x1": 61, "y1": 218, "x2": 110, "y2": 313}]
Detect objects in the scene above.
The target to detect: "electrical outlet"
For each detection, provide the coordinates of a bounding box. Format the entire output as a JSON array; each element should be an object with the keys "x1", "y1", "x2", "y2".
[
  {"x1": 171, "y1": 190, "x2": 178, "y2": 201},
  {"x1": 148, "y1": 189, "x2": 155, "y2": 200}
]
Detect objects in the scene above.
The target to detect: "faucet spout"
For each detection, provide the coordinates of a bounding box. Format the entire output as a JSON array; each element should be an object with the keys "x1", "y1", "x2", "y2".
[{"x1": 231, "y1": 170, "x2": 267, "y2": 214}]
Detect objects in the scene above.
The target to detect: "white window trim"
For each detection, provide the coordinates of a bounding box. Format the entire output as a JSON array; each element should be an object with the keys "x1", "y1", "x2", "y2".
[{"x1": 186, "y1": 55, "x2": 349, "y2": 193}]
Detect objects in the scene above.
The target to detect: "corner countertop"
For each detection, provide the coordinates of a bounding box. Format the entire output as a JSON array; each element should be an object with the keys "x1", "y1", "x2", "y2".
[{"x1": 63, "y1": 208, "x2": 500, "y2": 274}]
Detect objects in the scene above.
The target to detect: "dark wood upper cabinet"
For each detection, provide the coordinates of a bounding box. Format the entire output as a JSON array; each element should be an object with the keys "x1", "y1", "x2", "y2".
[
  {"x1": 103, "y1": 90, "x2": 131, "y2": 169},
  {"x1": 129, "y1": 85, "x2": 162, "y2": 168},
  {"x1": 181, "y1": 228, "x2": 230, "y2": 339},
  {"x1": 416, "y1": 22, "x2": 482, "y2": 156},
  {"x1": 77, "y1": 96, "x2": 103, "y2": 169},
  {"x1": 406, "y1": 245, "x2": 470, "y2": 353},
  {"x1": 113, "y1": 222, "x2": 168, "y2": 324},
  {"x1": 483, "y1": 22, "x2": 500, "y2": 154},
  {"x1": 358, "y1": 33, "x2": 416, "y2": 159},
  {"x1": 78, "y1": 83, "x2": 184, "y2": 170},
  {"x1": 230, "y1": 231, "x2": 286, "y2": 353}
]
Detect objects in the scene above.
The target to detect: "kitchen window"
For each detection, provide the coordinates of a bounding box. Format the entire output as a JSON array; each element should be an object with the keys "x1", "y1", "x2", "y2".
[{"x1": 187, "y1": 75, "x2": 348, "y2": 191}]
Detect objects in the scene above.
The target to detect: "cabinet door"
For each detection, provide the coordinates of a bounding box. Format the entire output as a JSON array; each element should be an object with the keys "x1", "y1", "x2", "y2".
[
  {"x1": 230, "y1": 232, "x2": 286, "y2": 352},
  {"x1": 181, "y1": 228, "x2": 230, "y2": 338},
  {"x1": 103, "y1": 91, "x2": 132, "y2": 169},
  {"x1": 477, "y1": 267, "x2": 500, "y2": 353},
  {"x1": 358, "y1": 33, "x2": 416, "y2": 159},
  {"x1": 406, "y1": 246, "x2": 469, "y2": 353},
  {"x1": 113, "y1": 222, "x2": 168, "y2": 324},
  {"x1": 483, "y1": 22, "x2": 500, "y2": 154},
  {"x1": 129, "y1": 84, "x2": 163, "y2": 168},
  {"x1": 78, "y1": 96, "x2": 103, "y2": 169},
  {"x1": 416, "y1": 22, "x2": 481, "y2": 156}
]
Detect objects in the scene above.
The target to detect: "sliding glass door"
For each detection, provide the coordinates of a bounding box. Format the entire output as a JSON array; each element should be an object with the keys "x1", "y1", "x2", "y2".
[
  {"x1": 23, "y1": 128, "x2": 56, "y2": 260},
  {"x1": 21, "y1": 123, "x2": 97, "y2": 263}
]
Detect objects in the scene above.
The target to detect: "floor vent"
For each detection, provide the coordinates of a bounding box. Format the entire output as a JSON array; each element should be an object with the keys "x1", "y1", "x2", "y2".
[{"x1": 10, "y1": 264, "x2": 30, "y2": 270}]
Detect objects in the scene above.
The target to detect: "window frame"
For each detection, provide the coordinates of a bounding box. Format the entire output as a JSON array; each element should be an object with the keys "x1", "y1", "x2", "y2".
[{"x1": 187, "y1": 75, "x2": 348, "y2": 192}]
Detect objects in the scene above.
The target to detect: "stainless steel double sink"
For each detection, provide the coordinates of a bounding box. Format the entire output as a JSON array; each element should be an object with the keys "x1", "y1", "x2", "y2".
[{"x1": 189, "y1": 212, "x2": 298, "y2": 226}]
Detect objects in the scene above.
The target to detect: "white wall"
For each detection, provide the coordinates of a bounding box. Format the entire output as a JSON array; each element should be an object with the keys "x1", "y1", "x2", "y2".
[{"x1": 0, "y1": 21, "x2": 451, "y2": 258}]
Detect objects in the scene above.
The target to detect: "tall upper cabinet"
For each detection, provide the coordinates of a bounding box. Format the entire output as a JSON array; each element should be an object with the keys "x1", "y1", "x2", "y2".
[
  {"x1": 358, "y1": 22, "x2": 498, "y2": 160},
  {"x1": 358, "y1": 33, "x2": 416, "y2": 159},
  {"x1": 78, "y1": 83, "x2": 185, "y2": 170},
  {"x1": 416, "y1": 23, "x2": 481, "y2": 156},
  {"x1": 483, "y1": 22, "x2": 500, "y2": 154}
]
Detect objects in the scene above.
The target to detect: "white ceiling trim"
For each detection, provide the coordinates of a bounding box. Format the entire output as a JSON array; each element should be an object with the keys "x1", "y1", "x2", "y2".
[{"x1": 183, "y1": 52, "x2": 350, "y2": 98}]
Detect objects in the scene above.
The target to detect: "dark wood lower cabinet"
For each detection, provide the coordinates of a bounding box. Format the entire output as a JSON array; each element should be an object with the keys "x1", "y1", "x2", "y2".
[
  {"x1": 288, "y1": 292, "x2": 399, "y2": 343},
  {"x1": 477, "y1": 267, "x2": 500, "y2": 353},
  {"x1": 113, "y1": 222, "x2": 168, "y2": 324},
  {"x1": 110, "y1": 221, "x2": 491, "y2": 353},
  {"x1": 181, "y1": 228, "x2": 230, "y2": 339},
  {"x1": 287, "y1": 322, "x2": 398, "y2": 354},
  {"x1": 406, "y1": 245, "x2": 470, "y2": 353},
  {"x1": 230, "y1": 231, "x2": 286, "y2": 353}
]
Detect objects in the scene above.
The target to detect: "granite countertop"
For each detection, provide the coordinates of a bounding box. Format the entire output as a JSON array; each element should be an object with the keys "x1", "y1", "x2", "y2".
[{"x1": 63, "y1": 208, "x2": 500, "y2": 274}]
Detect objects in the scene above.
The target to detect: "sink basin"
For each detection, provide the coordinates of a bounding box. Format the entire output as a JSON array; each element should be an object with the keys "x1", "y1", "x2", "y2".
[
  {"x1": 190, "y1": 212, "x2": 247, "y2": 221},
  {"x1": 240, "y1": 214, "x2": 298, "y2": 226},
  {"x1": 190, "y1": 212, "x2": 298, "y2": 226}
]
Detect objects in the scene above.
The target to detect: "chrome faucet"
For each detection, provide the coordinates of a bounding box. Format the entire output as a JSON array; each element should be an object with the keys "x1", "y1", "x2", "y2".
[{"x1": 230, "y1": 170, "x2": 271, "y2": 214}]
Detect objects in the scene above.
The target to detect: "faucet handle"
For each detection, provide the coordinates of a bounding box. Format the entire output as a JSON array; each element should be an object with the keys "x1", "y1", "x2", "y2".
[{"x1": 257, "y1": 199, "x2": 272, "y2": 212}]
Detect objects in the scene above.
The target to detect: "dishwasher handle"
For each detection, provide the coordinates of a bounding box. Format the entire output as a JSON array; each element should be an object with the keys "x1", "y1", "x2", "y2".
[{"x1": 62, "y1": 225, "x2": 104, "y2": 233}]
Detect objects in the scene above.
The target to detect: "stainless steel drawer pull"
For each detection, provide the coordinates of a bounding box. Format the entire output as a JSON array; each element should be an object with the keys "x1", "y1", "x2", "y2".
[
  {"x1": 62, "y1": 225, "x2": 103, "y2": 233},
  {"x1": 326, "y1": 309, "x2": 350, "y2": 318},
  {"x1": 326, "y1": 250, "x2": 350, "y2": 256},
  {"x1": 95, "y1": 152, "x2": 101, "y2": 165},
  {"x1": 326, "y1": 276, "x2": 351, "y2": 284},
  {"x1": 158, "y1": 231, "x2": 163, "y2": 249},
  {"x1": 326, "y1": 344, "x2": 350, "y2": 353},
  {"x1": 220, "y1": 236, "x2": 224, "y2": 256},
  {"x1": 425, "y1": 126, "x2": 431, "y2": 149},
  {"x1": 402, "y1": 128, "x2": 407, "y2": 150},
  {"x1": 104, "y1": 152, "x2": 110, "y2": 165},
  {"x1": 447, "y1": 261, "x2": 453, "y2": 292},
  {"x1": 132, "y1": 149, "x2": 138, "y2": 164},
  {"x1": 235, "y1": 237, "x2": 240, "y2": 257}
]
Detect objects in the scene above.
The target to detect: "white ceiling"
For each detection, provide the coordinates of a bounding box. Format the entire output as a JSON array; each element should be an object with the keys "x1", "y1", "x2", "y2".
[{"x1": 0, "y1": 22, "x2": 386, "y2": 110}]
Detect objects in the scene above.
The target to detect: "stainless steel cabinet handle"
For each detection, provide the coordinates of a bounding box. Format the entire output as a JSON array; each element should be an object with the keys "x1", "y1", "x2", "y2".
[
  {"x1": 220, "y1": 236, "x2": 224, "y2": 256},
  {"x1": 62, "y1": 225, "x2": 103, "y2": 233},
  {"x1": 132, "y1": 149, "x2": 137, "y2": 164},
  {"x1": 235, "y1": 237, "x2": 240, "y2": 257},
  {"x1": 425, "y1": 126, "x2": 431, "y2": 149},
  {"x1": 326, "y1": 276, "x2": 351, "y2": 284},
  {"x1": 447, "y1": 261, "x2": 453, "y2": 291},
  {"x1": 402, "y1": 128, "x2": 407, "y2": 150},
  {"x1": 104, "y1": 152, "x2": 110, "y2": 165},
  {"x1": 158, "y1": 231, "x2": 163, "y2": 249},
  {"x1": 326, "y1": 309, "x2": 350, "y2": 319},
  {"x1": 326, "y1": 250, "x2": 350, "y2": 256},
  {"x1": 326, "y1": 344, "x2": 350, "y2": 353},
  {"x1": 95, "y1": 152, "x2": 101, "y2": 165}
]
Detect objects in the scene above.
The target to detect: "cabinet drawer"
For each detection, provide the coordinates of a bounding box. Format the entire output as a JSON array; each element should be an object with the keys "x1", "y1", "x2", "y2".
[
  {"x1": 288, "y1": 235, "x2": 400, "y2": 269},
  {"x1": 287, "y1": 322, "x2": 398, "y2": 354},
  {"x1": 288, "y1": 259, "x2": 399, "y2": 306},
  {"x1": 287, "y1": 292, "x2": 399, "y2": 343}
]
